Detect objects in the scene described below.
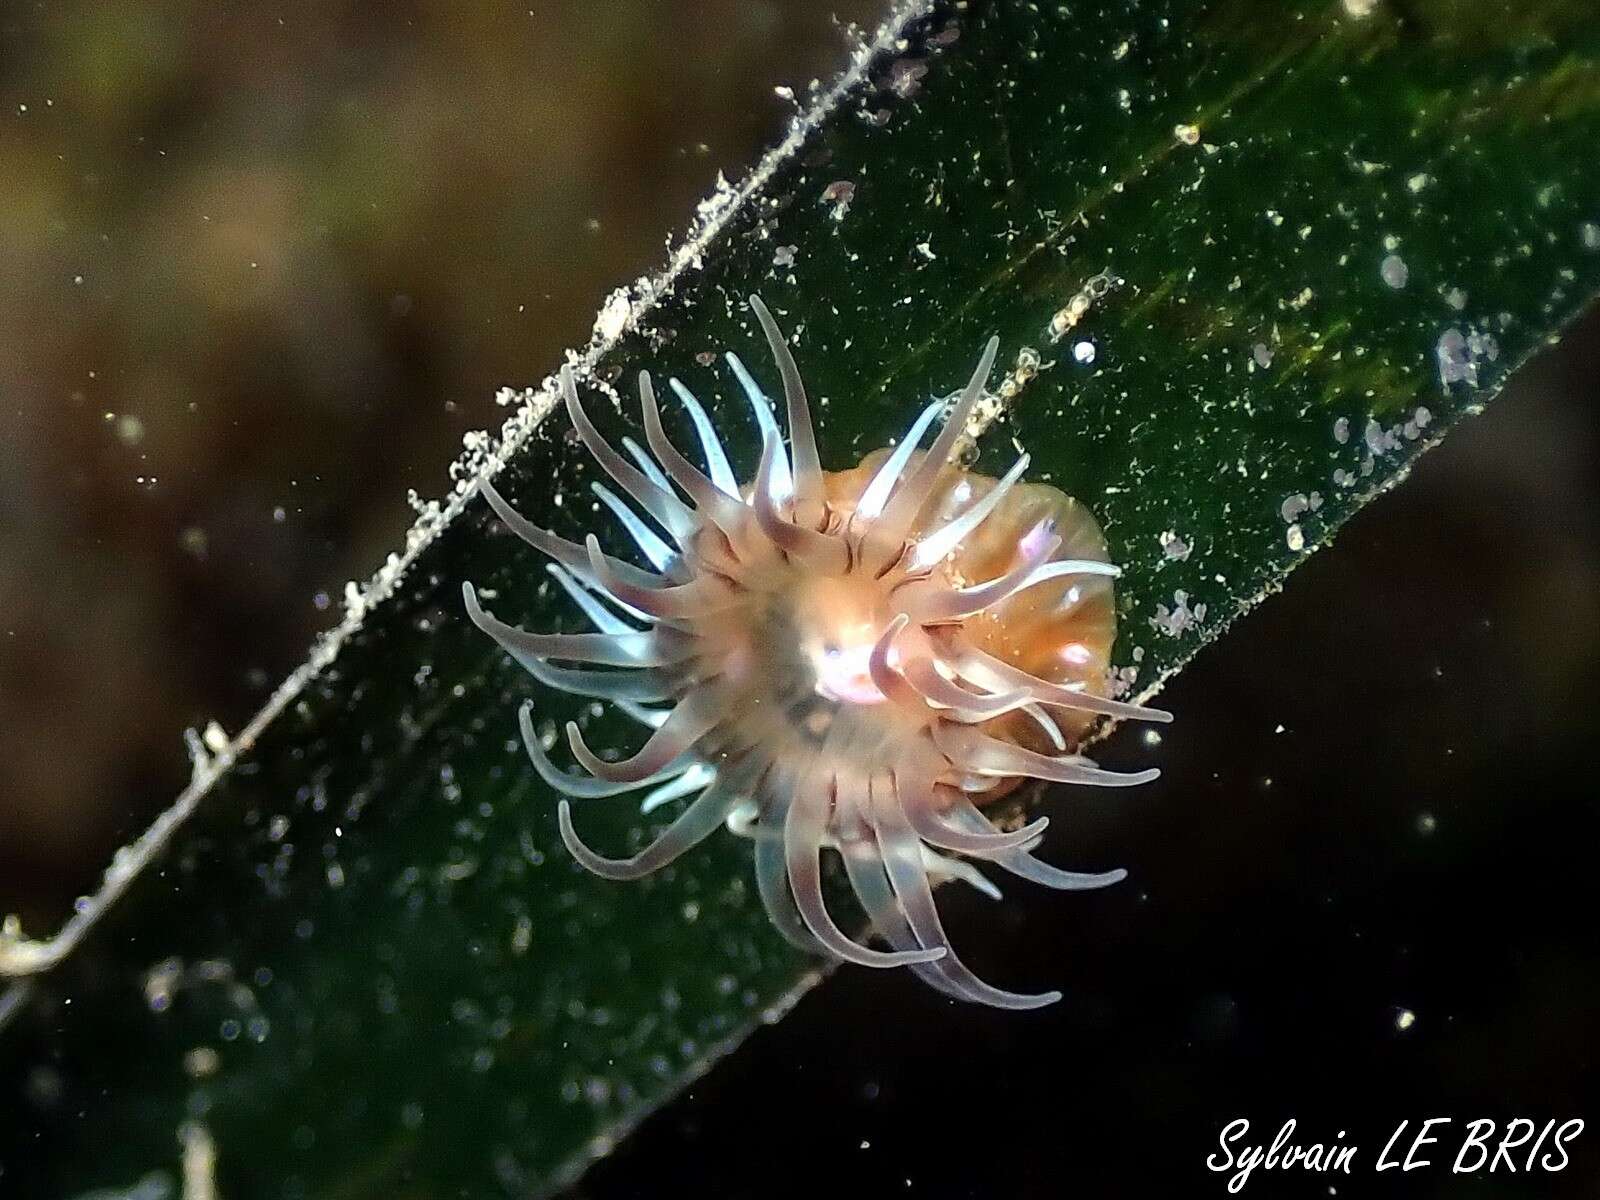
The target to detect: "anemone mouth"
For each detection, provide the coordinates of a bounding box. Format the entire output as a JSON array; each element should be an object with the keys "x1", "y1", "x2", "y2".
[{"x1": 465, "y1": 294, "x2": 1171, "y2": 1009}]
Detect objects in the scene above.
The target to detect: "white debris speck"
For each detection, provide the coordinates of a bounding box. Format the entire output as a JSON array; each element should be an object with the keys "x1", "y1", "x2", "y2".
[
  {"x1": 1285, "y1": 523, "x2": 1305, "y2": 552},
  {"x1": 1280, "y1": 494, "x2": 1309, "y2": 523},
  {"x1": 1380, "y1": 254, "x2": 1409, "y2": 289},
  {"x1": 1342, "y1": 0, "x2": 1378, "y2": 16},
  {"x1": 1364, "y1": 417, "x2": 1398, "y2": 456},
  {"x1": 1435, "y1": 326, "x2": 1496, "y2": 389},
  {"x1": 1394, "y1": 1008, "x2": 1416, "y2": 1032},
  {"x1": 820, "y1": 179, "x2": 856, "y2": 220},
  {"x1": 1072, "y1": 339, "x2": 1096, "y2": 365},
  {"x1": 114, "y1": 414, "x2": 145, "y2": 446},
  {"x1": 1333, "y1": 416, "x2": 1350, "y2": 444},
  {"x1": 773, "y1": 244, "x2": 797, "y2": 268},
  {"x1": 595, "y1": 289, "x2": 632, "y2": 342},
  {"x1": 1159, "y1": 530, "x2": 1192, "y2": 562},
  {"x1": 1444, "y1": 286, "x2": 1467, "y2": 310},
  {"x1": 885, "y1": 57, "x2": 929, "y2": 99},
  {"x1": 1252, "y1": 342, "x2": 1274, "y2": 369},
  {"x1": 1173, "y1": 123, "x2": 1200, "y2": 146},
  {"x1": 1582, "y1": 222, "x2": 1600, "y2": 251},
  {"x1": 1149, "y1": 590, "x2": 1207, "y2": 637},
  {"x1": 1406, "y1": 172, "x2": 1432, "y2": 193}
]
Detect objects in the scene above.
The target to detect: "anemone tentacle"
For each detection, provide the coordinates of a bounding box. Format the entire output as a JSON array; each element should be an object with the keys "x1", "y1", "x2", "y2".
[
  {"x1": 465, "y1": 295, "x2": 1170, "y2": 1010},
  {"x1": 560, "y1": 366, "x2": 697, "y2": 544}
]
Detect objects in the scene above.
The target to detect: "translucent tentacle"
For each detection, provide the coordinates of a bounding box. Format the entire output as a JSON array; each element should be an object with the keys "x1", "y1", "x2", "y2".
[
  {"x1": 899, "y1": 656, "x2": 1031, "y2": 719},
  {"x1": 784, "y1": 775, "x2": 945, "y2": 968},
  {"x1": 613, "y1": 699, "x2": 670, "y2": 729},
  {"x1": 561, "y1": 365, "x2": 698, "y2": 542},
  {"x1": 932, "y1": 721, "x2": 1160, "y2": 787},
  {"x1": 621, "y1": 436, "x2": 674, "y2": 496},
  {"x1": 502, "y1": 648, "x2": 675, "y2": 703},
  {"x1": 724, "y1": 351, "x2": 793, "y2": 502},
  {"x1": 877, "y1": 336, "x2": 1000, "y2": 544},
  {"x1": 753, "y1": 807, "x2": 829, "y2": 956},
  {"x1": 546, "y1": 564, "x2": 646, "y2": 635},
  {"x1": 898, "y1": 775, "x2": 1049, "y2": 855},
  {"x1": 463, "y1": 582, "x2": 683, "y2": 667},
  {"x1": 947, "y1": 641, "x2": 1174, "y2": 725},
  {"x1": 565, "y1": 690, "x2": 723, "y2": 783},
  {"x1": 639, "y1": 762, "x2": 718, "y2": 814},
  {"x1": 667, "y1": 378, "x2": 739, "y2": 497},
  {"x1": 908, "y1": 453, "x2": 1031, "y2": 571},
  {"x1": 518, "y1": 703, "x2": 688, "y2": 798},
  {"x1": 479, "y1": 477, "x2": 666, "y2": 593},
  {"x1": 870, "y1": 773, "x2": 1062, "y2": 1010},
  {"x1": 590, "y1": 482, "x2": 677, "y2": 572},
  {"x1": 752, "y1": 432, "x2": 850, "y2": 571},
  {"x1": 639, "y1": 372, "x2": 753, "y2": 535},
  {"x1": 583, "y1": 535, "x2": 732, "y2": 623},
  {"x1": 855, "y1": 401, "x2": 943, "y2": 521},
  {"x1": 865, "y1": 614, "x2": 930, "y2": 712},
  {"x1": 838, "y1": 837, "x2": 975, "y2": 1003},
  {"x1": 1019, "y1": 702, "x2": 1068, "y2": 751},
  {"x1": 946, "y1": 796, "x2": 1127, "y2": 890},
  {"x1": 748, "y1": 294, "x2": 823, "y2": 514},
  {"x1": 556, "y1": 784, "x2": 736, "y2": 881}
]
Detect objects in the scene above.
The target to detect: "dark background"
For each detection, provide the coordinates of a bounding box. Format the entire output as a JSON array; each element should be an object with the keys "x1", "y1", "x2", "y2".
[{"x1": 2, "y1": 3, "x2": 1596, "y2": 1197}]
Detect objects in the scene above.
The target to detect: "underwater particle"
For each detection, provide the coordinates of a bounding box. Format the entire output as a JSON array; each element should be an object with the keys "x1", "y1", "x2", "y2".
[
  {"x1": 1435, "y1": 329, "x2": 1474, "y2": 387},
  {"x1": 1252, "y1": 342, "x2": 1274, "y2": 369},
  {"x1": 180, "y1": 527, "x2": 209, "y2": 561},
  {"x1": 465, "y1": 296, "x2": 1171, "y2": 1010},
  {"x1": 885, "y1": 57, "x2": 929, "y2": 100},
  {"x1": 1173, "y1": 122, "x2": 1200, "y2": 145},
  {"x1": 1158, "y1": 530, "x2": 1191, "y2": 562},
  {"x1": 114, "y1": 413, "x2": 145, "y2": 446},
  {"x1": 1394, "y1": 1007, "x2": 1416, "y2": 1032},
  {"x1": 1582, "y1": 222, "x2": 1600, "y2": 251},
  {"x1": 1280, "y1": 494, "x2": 1309, "y2": 523},
  {"x1": 820, "y1": 179, "x2": 856, "y2": 221},
  {"x1": 773, "y1": 244, "x2": 797, "y2": 268},
  {"x1": 183, "y1": 1047, "x2": 220, "y2": 1079},
  {"x1": 1444, "y1": 286, "x2": 1467, "y2": 311},
  {"x1": 1333, "y1": 416, "x2": 1350, "y2": 444},
  {"x1": 1150, "y1": 589, "x2": 1206, "y2": 637},
  {"x1": 1416, "y1": 811, "x2": 1437, "y2": 836},
  {"x1": 1342, "y1": 0, "x2": 1378, "y2": 15},
  {"x1": 1380, "y1": 254, "x2": 1409, "y2": 289},
  {"x1": 596, "y1": 289, "x2": 632, "y2": 342},
  {"x1": 1072, "y1": 339, "x2": 1096, "y2": 365},
  {"x1": 1285, "y1": 524, "x2": 1305, "y2": 552}
]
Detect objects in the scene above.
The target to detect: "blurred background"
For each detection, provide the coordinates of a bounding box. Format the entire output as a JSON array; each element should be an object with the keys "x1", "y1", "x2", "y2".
[
  {"x1": 0, "y1": 0, "x2": 885, "y2": 926},
  {"x1": 3, "y1": 4, "x2": 1598, "y2": 1197}
]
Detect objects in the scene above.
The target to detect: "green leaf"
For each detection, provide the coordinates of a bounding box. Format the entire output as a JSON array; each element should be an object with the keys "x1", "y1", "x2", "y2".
[{"x1": 5, "y1": 1, "x2": 1598, "y2": 1195}]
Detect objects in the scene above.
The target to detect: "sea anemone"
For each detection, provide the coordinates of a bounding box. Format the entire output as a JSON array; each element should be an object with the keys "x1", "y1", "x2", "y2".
[{"x1": 464, "y1": 296, "x2": 1169, "y2": 1009}]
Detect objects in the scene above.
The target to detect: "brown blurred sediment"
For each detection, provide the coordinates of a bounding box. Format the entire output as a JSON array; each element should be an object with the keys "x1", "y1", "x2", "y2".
[{"x1": 0, "y1": 1, "x2": 889, "y2": 925}]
